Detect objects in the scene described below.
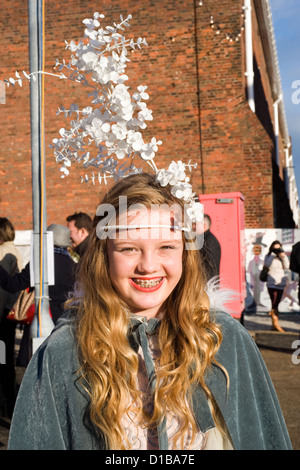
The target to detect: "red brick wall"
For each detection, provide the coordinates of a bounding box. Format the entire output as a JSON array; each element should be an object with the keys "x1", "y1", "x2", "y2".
[{"x1": 0, "y1": 0, "x2": 292, "y2": 230}]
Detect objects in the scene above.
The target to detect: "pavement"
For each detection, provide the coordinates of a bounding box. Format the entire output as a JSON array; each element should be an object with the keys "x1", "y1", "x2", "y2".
[
  {"x1": 243, "y1": 310, "x2": 300, "y2": 450},
  {"x1": 0, "y1": 312, "x2": 299, "y2": 451}
]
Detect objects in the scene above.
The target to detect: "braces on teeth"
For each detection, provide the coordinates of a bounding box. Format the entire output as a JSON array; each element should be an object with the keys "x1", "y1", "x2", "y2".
[{"x1": 133, "y1": 278, "x2": 162, "y2": 287}]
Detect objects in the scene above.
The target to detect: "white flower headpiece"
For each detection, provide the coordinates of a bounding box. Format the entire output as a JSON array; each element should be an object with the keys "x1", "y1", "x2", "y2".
[{"x1": 5, "y1": 12, "x2": 203, "y2": 228}]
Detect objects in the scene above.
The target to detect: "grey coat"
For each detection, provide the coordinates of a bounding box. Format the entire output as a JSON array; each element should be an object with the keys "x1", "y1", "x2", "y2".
[{"x1": 8, "y1": 311, "x2": 292, "y2": 450}]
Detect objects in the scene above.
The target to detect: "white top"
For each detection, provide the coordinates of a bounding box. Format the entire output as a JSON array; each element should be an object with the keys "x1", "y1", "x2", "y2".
[{"x1": 264, "y1": 253, "x2": 289, "y2": 289}]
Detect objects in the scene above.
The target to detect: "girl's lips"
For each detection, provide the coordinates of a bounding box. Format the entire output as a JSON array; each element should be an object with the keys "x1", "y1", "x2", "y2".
[{"x1": 130, "y1": 277, "x2": 164, "y2": 292}]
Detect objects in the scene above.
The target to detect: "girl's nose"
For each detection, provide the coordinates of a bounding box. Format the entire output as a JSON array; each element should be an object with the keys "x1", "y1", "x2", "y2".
[{"x1": 136, "y1": 250, "x2": 159, "y2": 274}]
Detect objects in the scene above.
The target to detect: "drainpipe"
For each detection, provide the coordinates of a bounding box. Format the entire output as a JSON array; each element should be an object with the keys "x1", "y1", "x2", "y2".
[
  {"x1": 284, "y1": 143, "x2": 299, "y2": 225},
  {"x1": 243, "y1": 0, "x2": 255, "y2": 112},
  {"x1": 284, "y1": 143, "x2": 291, "y2": 197},
  {"x1": 273, "y1": 94, "x2": 282, "y2": 166}
]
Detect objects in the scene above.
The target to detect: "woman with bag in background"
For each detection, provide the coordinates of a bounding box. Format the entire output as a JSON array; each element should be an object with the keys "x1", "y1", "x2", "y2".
[
  {"x1": 0, "y1": 224, "x2": 76, "y2": 367},
  {"x1": 263, "y1": 240, "x2": 289, "y2": 332},
  {"x1": 0, "y1": 217, "x2": 22, "y2": 418}
]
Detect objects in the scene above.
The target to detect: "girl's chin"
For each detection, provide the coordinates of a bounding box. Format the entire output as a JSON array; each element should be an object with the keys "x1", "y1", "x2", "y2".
[
  {"x1": 128, "y1": 298, "x2": 165, "y2": 318},
  {"x1": 131, "y1": 308, "x2": 162, "y2": 319}
]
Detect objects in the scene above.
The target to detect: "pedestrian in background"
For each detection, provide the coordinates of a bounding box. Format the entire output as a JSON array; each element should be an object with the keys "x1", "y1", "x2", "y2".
[
  {"x1": 200, "y1": 214, "x2": 221, "y2": 282},
  {"x1": 264, "y1": 240, "x2": 289, "y2": 332},
  {"x1": 0, "y1": 224, "x2": 76, "y2": 366},
  {"x1": 0, "y1": 217, "x2": 22, "y2": 418},
  {"x1": 289, "y1": 240, "x2": 300, "y2": 305},
  {"x1": 66, "y1": 212, "x2": 92, "y2": 260}
]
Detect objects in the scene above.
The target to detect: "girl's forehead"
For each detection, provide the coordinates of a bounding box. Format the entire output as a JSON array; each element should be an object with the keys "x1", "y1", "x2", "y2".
[
  {"x1": 116, "y1": 207, "x2": 183, "y2": 240},
  {"x1": 122, "y1": 206, "x2": 181, "y2": 221}
]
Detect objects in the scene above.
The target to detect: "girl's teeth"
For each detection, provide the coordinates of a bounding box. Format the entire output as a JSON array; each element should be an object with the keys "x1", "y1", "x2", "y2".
[{"x1": 133, "y1": 278, "x2": 162, "y2": 288}]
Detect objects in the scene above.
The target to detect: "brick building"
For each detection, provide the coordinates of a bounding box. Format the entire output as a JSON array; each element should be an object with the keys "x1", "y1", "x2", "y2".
[{"x1": 0, "y1": 0, "x2": 298, "y2": 229}]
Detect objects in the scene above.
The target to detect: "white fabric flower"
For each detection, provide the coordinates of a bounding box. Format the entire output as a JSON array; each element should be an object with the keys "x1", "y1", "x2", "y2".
[
  {"x1": 186, "y1": 201, "x2": 204, "y2": 223},
  {"x1": 127, "y1": 130, "x2": 144, "y2": 151},
  {"x1": 155, "y1": 160, "x2": 200, "y2": 226},
  {"x1": 111, "y1": 122, "x2": 127, "y2": 140},
  {"x1": 171, "y1": 182, "x2": 193, "y2": 202}
]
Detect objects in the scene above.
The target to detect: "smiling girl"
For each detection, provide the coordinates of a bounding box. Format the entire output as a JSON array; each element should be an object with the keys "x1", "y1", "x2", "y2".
[{"x1": 8, "y1": 173, "x2": 292, "y2": 450}]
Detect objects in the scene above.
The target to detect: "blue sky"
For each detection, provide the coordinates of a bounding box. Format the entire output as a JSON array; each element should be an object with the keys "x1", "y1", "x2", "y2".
[{"x1": 269, "y1": 0, "x2": 300, "y2": 195}]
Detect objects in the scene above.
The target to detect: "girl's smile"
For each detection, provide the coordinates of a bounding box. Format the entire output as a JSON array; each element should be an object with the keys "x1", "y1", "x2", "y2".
[{"x1": 130, "y1": 276, "x2": 164, "y2": 291}]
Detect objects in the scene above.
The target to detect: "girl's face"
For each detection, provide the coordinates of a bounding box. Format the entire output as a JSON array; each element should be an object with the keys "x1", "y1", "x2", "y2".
[{"x1": 107, "y1": 208, "x2": 184, "y2": 319}]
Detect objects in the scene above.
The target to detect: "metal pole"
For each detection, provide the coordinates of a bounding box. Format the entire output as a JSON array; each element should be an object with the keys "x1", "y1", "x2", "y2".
[{"x1": 28, "y1": 0, "x2": 53, "y2": 344}]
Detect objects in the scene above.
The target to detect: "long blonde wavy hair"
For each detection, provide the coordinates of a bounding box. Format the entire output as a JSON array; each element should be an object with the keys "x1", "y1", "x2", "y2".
[{"x1": 71, "y1": 173, "x2": 224, "y2": 449}]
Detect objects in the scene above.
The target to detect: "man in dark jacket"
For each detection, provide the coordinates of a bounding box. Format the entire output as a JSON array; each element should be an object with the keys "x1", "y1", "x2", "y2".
[
  {"x1": 66, "y1": 212, "x2": 92, "y2": 259},
  {"x1": 201, "y1": 214, "x2": 221, "y2": 281}
]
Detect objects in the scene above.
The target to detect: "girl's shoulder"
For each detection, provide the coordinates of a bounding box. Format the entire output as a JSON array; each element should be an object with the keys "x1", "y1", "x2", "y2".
[
  {"x1": 210, "y1": 310, "x2": 255, "y2": 346},
  {"x1": 211, "y1": 309, "x2": 241, "y2": 328},
  {"x1": 32, "y1": 314, "x2": 78, "y2": 365}
]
